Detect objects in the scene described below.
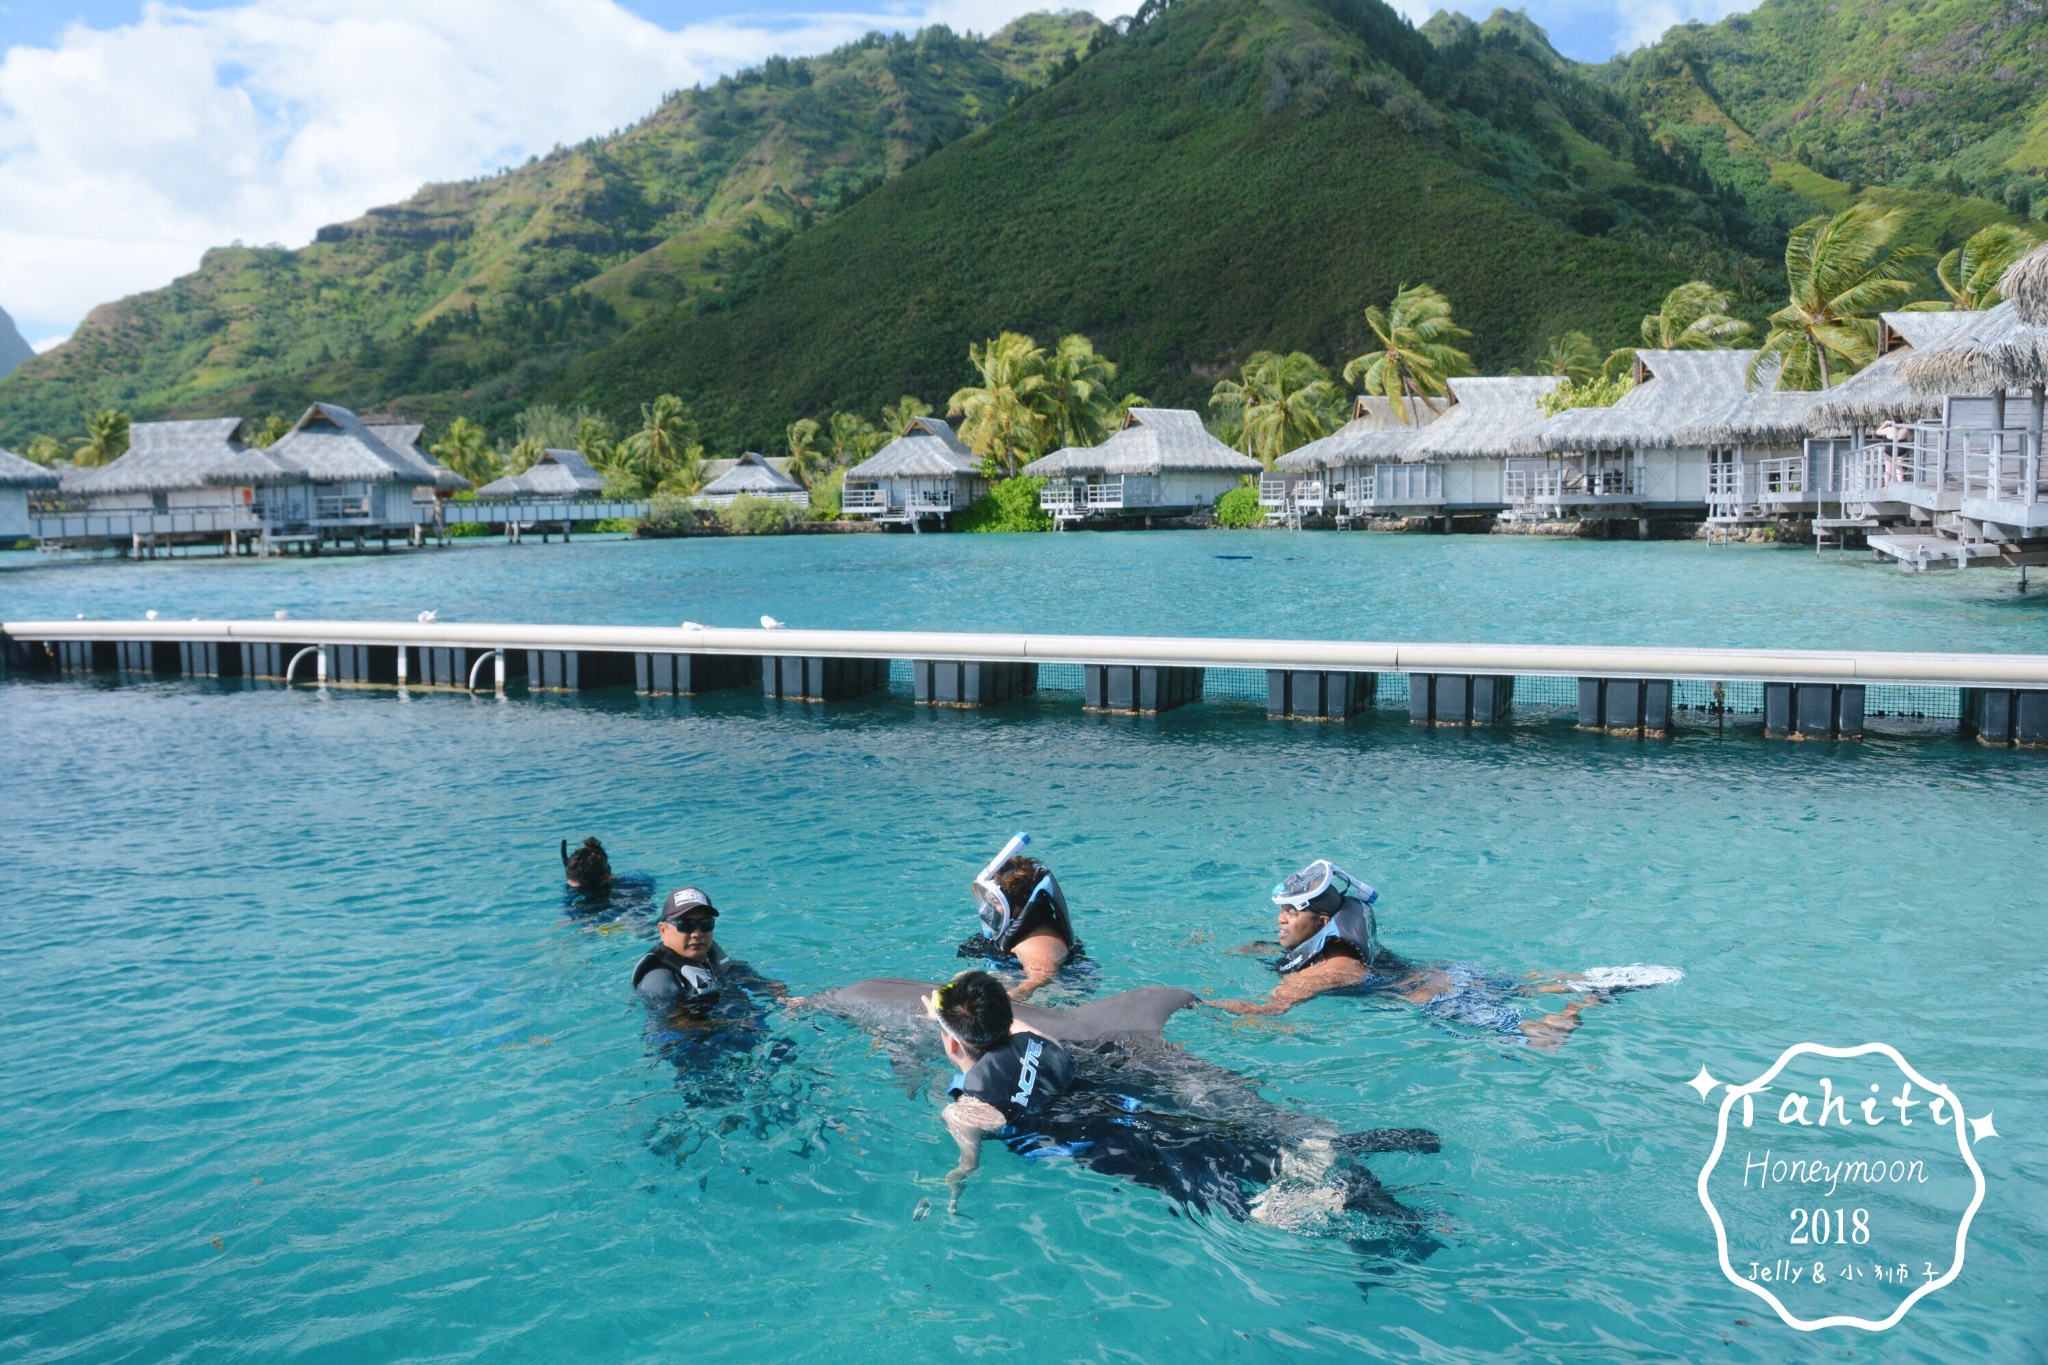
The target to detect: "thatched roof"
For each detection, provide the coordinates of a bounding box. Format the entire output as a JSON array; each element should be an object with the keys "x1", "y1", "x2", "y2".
[
  {"x1": 1275, "y1": 395, "x2": 1444, "y2": 472},
  {"x1": 847, "y1": 416, "x2": 978, "y2": 479},
  {"x1": 266, "y1": 403, "x2": 436, "y2": 485},
  {"x1": 475, "y1": 447, "x2": 606, "y2": 499},
  {"x1": 1541, "y1": 351, "x2": 1754, "y2": 453},
  {"x1": 364, "y1": 420, "x2": 470, "y2": 493},
  {"x1": 0, "y1": 444, "x2": 61, "y2": 489},
  {"x1": 1676, "y1": 389, "x2": 1827, "y2": 446},
  {"x1": 1900, "y1": 301, "x2": 2048, "y2": 395},
  {"x1": 1408, "y1": 377, "x2": 1561, "y2": 459},
  {"x1": 1019, "y1": 408, "x2": 1260, "y2": 477},
  {"x1": 61, "y1": 418, "x2": 298, "y2": 496},
  {"x1": 701, "y1": 451, "x2": 805, "y2": 497},
  {"x1": 1806, "y1": 311, "x2": 1976, "y2": 432},
  {"x1": 701, "y1": 454, "x2": 796, "y2": 481}
]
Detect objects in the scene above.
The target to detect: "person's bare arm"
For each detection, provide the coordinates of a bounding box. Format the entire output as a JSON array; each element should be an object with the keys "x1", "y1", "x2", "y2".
[
  {"x1": 1211, "y1": 955, "x2": 1367, "y2": 1016},
  {"x1": 1007, "y1": 934, "x2": 1069, "y2": 1000},
  {"x1": 942, "y1": 1097, "x2": 1005, "y2": 1211}
]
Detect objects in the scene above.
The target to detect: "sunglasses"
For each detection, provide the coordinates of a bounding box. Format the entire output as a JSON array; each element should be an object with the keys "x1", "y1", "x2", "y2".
[{"x1": 667, "y1": 916, "x2": 716, "y2": 932}]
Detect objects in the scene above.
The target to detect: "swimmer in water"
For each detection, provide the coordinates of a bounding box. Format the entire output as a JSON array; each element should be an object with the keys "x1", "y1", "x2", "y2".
[
  {"x1": 633, "y1": 888, "x2": 785, "y2": 1024},
  {"x1": 929, "y1": 970, "x2": 1076, "y2": 1210},
  {"x1": 960, "y1": 832, "x2": 1081, "y2": 1000},
  {"x1": 561, "y1": 836, "x2": 654, "y2": 922},
  {"x1": 1210, "y1": 859, "x2": 1680, "y2": 1052}
]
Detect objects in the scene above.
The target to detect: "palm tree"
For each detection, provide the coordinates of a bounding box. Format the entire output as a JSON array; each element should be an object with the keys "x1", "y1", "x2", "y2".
[
  {"x1": 72, "y1": 409, "x2": 130, "y2": 466},
  {"x1": 505, "y1": 437, "x2": 545, "y2": 475},
  {"x1": 1640, "y1": 281, "x2": 1752, "y2": 351},
  {"x1": 574, "y1": 413, "x2": 615, "y2": 466},
  {"x1": 1538, "y1": 331, "x2": 1600, "y2": 384},
  {"x1": 949, "y1": 332, "x2": 1050, "y2": 477},
  {"x1": 1037, "y1": 334, "x2": 1121, "y2": 449},
  {"x1": 880, "y1": 395, "x2": 932, "y2": 436},
  {"x1": 1753, "y1": 204, "x2": 1929, "y2": 390},
  {"x1": 825, "y1": 411, "x2": 881, "y2": 467},
  {"x1": 24, "y1": 434, "x2": 66, "y2": 466},
  {"x1": 430, "y1": 417, "x2": 499, "y2": 487},
  {"x1": 785, "y1": 418, "x2": 826, "y2": 486},
  {"x1": 1342, "y1": 284, "x2": 1474, "y2": 423},
  {"x1": 1208, "y1": 352, "x2": 1343, "y2": 467},
  {"x1": 1904, "y1": 223, "x2": 2041, "y2": 311},
  {"x1": 244, "y1": 414, "x2": 290, "y2": 449},
  {"x1": 619, "y1": 394, "x2": 700, "y2": 493}
]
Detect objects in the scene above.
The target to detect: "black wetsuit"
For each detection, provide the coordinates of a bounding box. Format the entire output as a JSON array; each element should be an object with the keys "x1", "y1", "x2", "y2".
[
  {"x1": 564, "y1": 872, "x2": 655, "y2": 924},
  {"x1": 634, "y1": 944, "x2": 778, "y2": 1064},
  {"x1": 952, "y1": 1032, "x2": 1077, "y2": 1122}
]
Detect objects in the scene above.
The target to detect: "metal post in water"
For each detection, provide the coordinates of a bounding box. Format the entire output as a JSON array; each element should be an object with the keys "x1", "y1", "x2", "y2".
[
  {"x1": 316, "y1": 646, "x2": 328, "y2": 684},
  {"x1": 396, "y1": 647, "x2": 408, "y2": 685},
  {"x1": 494, "y1": 650, "x2": 505, "y2": 694}
]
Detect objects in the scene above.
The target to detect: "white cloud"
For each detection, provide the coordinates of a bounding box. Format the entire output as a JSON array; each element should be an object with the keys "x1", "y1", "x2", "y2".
[
  {"x1": 32, "y1": 332, "x2": 69, "y2": 352},
  {"x1": 0, "y1": 0, "x2": 1126, "y2": 340}
]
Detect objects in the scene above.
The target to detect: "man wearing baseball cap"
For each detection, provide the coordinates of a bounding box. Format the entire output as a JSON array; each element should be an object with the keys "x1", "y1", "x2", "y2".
[{"x1": 632, "y1": 887, "x2": 738, "y2": 1014}]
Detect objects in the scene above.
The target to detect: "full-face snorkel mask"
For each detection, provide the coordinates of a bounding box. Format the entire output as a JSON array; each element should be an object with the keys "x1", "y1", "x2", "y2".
[
  {"x1": 973, "y1": 832, "x2": 1031, "y2": 939},
  {"x1": 1272, "y1": 859, "x2": 1379, "y2": 968}
]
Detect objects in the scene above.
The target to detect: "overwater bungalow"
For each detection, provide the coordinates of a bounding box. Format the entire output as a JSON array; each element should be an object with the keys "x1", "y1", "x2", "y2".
[
  {"x1": 1532, "y1": 352, "x2": 1753, "y2": 528},
  {"x1": 697, "y1": 451, "x2": 809, "y2": 507},
  {"x1": 362, "y1": 419, "x2": 471, "y2": 501},
  {"x1": 474, "y1": 448, "x2": 606, "y2": 499},
  {"x1": 1867, "y1": 245, "x2": 2048, "y2": 567},
  {"x1": 0, "y1": 444, "x2": 60, "y2": 538},
  {"x1": 262, "y1": 402, "x2": 439, "y2": 540},
  {"x1": 53, "y1": 418, "x2": 294, "y2": 550},
  {"x1": 1403, "y1": 376, "x2": 1561, "y2": 522},
  {"x1": 1023, "y1": 408, "x2": 1260, "y2": 526},
  {"x1": 1799, "y1": 312, "x2": 1977, "y2": 536},
  {"x1": 1677, "y1": 387, "x2": 1828, "y2": 528},
  {"x1": 842, "y1": 417, "x2": 984, "y2": 527},
  {"x1": 1268, "y1": 396, "x2": 1446, "y2": 527}
]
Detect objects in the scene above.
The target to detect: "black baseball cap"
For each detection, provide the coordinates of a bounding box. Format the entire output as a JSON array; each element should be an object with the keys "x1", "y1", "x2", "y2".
[{"x1": 661, "y1": 887, "x2": 718, "y2": 924}]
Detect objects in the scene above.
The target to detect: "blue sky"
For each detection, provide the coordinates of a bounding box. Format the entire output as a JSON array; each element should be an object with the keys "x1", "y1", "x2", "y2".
[{"x1": 0, "y1": 0, "x2": 1755, "y2": 347}]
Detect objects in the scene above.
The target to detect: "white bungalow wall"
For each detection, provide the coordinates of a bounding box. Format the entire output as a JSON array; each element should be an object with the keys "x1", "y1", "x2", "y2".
[
  {"x1": 1157, "y1": 472, "x2": 1242, "y2": 507},
  {"x1": 0, "y1": 487, "x2": 28, "y2": 537},
  {"x1": 1442, "y1": 460, "x2": 1504, "y2": 507},
  {"x1": 383, "y1": 483, "x2": 421, "y2": 524},
  {"x1": 1638, "y1": 447, "x2": 1711, "y2": 506}
]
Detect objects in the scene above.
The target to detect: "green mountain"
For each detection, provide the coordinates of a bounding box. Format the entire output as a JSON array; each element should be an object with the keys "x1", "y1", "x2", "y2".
[
  {"x1": 559, "y1": 0, "x2": 1779, "y2": 448},
  {"x1": 0, "y1": 0, "x2": 2038, "y2": 453},
  {"x1": 1604, "y1": 0, "x2": 2037, "y2": 258},
  {"x1": 0, "y1": 15, "x2": 1095, "y2": 446}
]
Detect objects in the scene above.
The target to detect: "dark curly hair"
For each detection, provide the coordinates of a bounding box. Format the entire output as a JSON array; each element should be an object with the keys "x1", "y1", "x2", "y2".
[
  {"x1": 563, "y1": 836, "x2": 613, "y2": 891},
  {"x1": 993, "y1": 856, "x2": 1050, "y2": 912}
]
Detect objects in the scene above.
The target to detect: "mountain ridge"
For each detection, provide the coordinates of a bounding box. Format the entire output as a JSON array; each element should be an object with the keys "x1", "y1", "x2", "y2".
[{"x1": 0, "y1": 0, "x2": 2037, "y2": 450}]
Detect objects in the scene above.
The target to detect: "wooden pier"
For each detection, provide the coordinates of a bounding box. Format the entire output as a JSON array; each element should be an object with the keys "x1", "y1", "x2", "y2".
[{"x1": 7, "y1": 618, "x2": 2048, "y2": 746}]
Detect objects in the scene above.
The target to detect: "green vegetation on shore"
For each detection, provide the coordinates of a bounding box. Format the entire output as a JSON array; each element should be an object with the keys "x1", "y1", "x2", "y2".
[{"x1": 2, "y1": 0, "x2": 2043, "y2": 457}]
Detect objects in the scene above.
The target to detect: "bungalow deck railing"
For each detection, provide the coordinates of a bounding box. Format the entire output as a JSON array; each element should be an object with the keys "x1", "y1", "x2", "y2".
[
  {"x1": 1039, "y1": 482, "x2": 1078, "y2": 511},
  {"x1": 440, "y1": 499, "x2": 649, "y2": 525},
  {"x1": 314, "y1": 493, "x2": 375, "y2": 522},
  {"x1": 840, "y1": 487, "x2": 887, "y2": 514}
]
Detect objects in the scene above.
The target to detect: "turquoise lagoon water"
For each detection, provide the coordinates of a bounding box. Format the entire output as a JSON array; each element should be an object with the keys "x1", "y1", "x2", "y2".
[{"x1": 2, "y1": 534, "x2": 2045, "y2": 1363}]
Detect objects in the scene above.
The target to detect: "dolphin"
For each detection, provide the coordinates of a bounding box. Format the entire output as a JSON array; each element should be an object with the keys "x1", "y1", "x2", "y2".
[{"x1": 809, "y1": 978, "x2": 1439, "y2": 1231}]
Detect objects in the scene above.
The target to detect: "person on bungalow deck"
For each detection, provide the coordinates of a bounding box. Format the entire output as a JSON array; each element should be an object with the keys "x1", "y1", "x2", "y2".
[
  {"x1": 960, "y1": 832, "x2": 1081, "y2": 1000},
  {"x1": 1211, "y1": 860, "x2": 1679, "y2": 1052},
  {"x1": 930, "y1": 970, "x2": 1076, "y2": 1211},
  {"x1": 632, "y1": 888, "x2": 783, "y2": 1022}
]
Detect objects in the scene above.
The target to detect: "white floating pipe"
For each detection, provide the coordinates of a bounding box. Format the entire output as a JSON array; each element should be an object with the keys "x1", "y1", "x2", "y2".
[{"x1": 9, "y1": 618, "x2": 2048, "y2": 689}]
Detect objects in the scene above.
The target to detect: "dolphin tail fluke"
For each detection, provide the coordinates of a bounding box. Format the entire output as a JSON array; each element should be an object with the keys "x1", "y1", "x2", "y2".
[{"x1": 1335, "y1": 1127, "x2": 1440, "y2": 1155}]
